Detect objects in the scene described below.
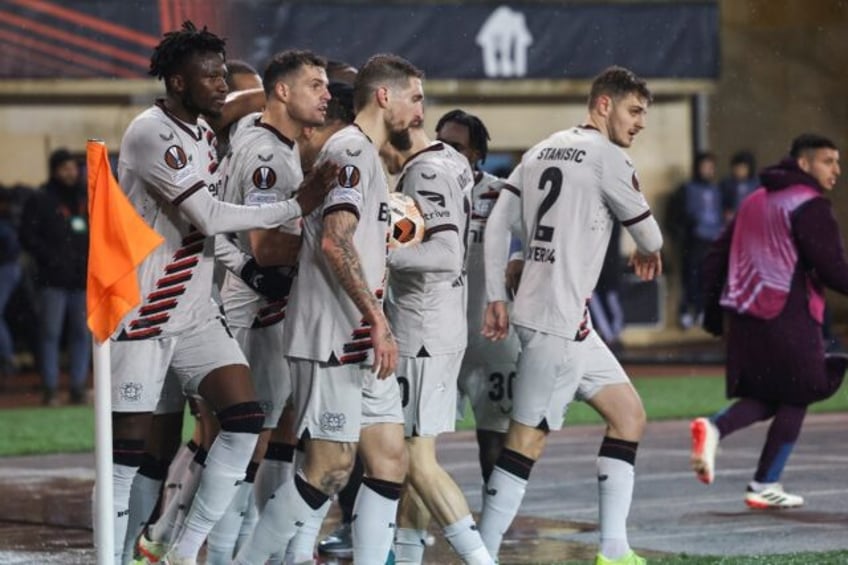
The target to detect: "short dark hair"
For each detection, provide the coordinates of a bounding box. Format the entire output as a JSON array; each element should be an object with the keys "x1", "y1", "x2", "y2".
[
  {"x1": 149, "y1": 21, "x2": 226, "y2": 83},
  {"x1": 225, "y1": 59, "x2": 258, "y2": 90},
  {"x1": 435, "y1": 109, "x2": 491, "y2": 165},
  {"x1": 353, "y1": 54, "x2": 423, "y2": 113},
  {"x1": 790, "y1": 134, "x2": 838, "y2": 159},
  {"x1": 588, "y1": 66, "x2": 652, "y2": 109},
  {"x1": 326, "y1": 82, "x2": 355, "y2": 125},
  {"x1": 326, "y1": 60, "x2": 358, "y2": 85},
  {"x1": 262, "y1": 49, "x2": 326, "y2": 96}
]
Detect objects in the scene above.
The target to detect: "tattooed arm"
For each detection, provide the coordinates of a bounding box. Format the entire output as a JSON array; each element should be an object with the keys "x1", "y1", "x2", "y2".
[{"x1": 321, "y1": 209, "x2": 397, "y2": 379}]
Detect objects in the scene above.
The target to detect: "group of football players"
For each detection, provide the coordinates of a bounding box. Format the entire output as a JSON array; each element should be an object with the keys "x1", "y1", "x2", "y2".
[{"x1": 106, "y1": 19, "x2": 663, "y2": 565}]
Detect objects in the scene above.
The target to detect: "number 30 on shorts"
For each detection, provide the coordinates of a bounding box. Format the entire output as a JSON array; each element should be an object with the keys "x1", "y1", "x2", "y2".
[{"x1": 488, "y1": 371, "x2": 516, "y2": 402}]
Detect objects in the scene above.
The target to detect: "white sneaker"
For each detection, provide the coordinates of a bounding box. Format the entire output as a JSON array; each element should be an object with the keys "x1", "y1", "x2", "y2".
[
  {"x1": 690, "y1": 417, "x2": 719, "y2": 484},
  {"x1": 745, "y1": 483, "x2": 804, "y2": 509}
]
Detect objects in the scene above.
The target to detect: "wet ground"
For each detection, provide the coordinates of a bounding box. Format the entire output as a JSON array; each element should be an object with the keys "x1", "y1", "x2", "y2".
[{"x1": 2, "y1": 353, "x2": 848, "y2": 563}]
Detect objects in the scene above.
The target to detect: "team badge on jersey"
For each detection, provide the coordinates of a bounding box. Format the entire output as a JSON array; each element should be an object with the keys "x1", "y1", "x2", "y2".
[
  {"x1": 252, "y1": 166, "x2": 277, "y2": 190},
  {"x1": 338, "y1": 165, "x2": 361, "y2": 188},
  {"x1": 164, "y1": 145, "x2": 188, "y2": 169},
  {"x1": 632, "y1": 172, "x2": 641, "y2": 192},
  {"x1": 418, "y1": 189, "x2": 446, "y2": 208}
]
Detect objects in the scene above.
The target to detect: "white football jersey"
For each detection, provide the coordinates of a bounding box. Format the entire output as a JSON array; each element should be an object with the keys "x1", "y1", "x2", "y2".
[
  {"x1": 283, "y1": 125, "x2": 390, "y2": 364},
  {"x1": 508, "y1": 126, "x2": 652, "y2": 338},
  {"x1": 385, "y1": 142, "x2": 474, "y2": 356},
  {"x1": 218, "y1": 113, "x2": 302, "y2": 328},
  {"x1": 115, "y1": 101, "x2": 222, "y2": 339},
  {"x1": 466, "y1": 171, "x2": 510, "y2": 337}
]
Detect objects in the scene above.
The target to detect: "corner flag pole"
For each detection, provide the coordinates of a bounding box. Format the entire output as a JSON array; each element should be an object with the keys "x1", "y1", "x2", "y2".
[{"x1": 92, "y1": 337, "x2": 114, "y2": 564}]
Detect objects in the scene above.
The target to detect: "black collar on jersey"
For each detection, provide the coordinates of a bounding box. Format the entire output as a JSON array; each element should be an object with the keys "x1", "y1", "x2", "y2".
[
  {"x1": 578, "y1": 124, "x2": 601, "y2": 132},
  {"x1": 155, "y1": 99, "x2": 202, "y2": 141},
  {"x1": 351, "y1": 123, "x2": 373, "y2": 144},
  {"x1": 402, "y1": 141, "x2": 444, "y2": 170},
  {"x1": 254, "y1": 117, "x2": 295, "y2": 149}
]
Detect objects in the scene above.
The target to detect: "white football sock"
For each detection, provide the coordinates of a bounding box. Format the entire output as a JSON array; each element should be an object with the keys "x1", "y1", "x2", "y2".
[
  {"x1": 206, "y1": 478, "x2": 253, "y2": 564},
  {"x1": 597, "y1": 456, "x2": 634, "y2": 560},
  {"x1": 394, "y1": 527, "x2": 427, "y2": 564},
  {"x1": 110, "y1": 463, "x2": 138, "y2": 564},
  {"x1": 234, "y1": 475, "x2": 329, "y2": 565},
  {"x1": 150, "y1": 448, "x2": 205, "y2": 544},
  {"x1": 478, "y1": 466, "x2": 528, "y2": 558},
  {"x1": 444, "y1": 514, "x2": 494, "y2": 564},
  {"x1": 170, "y1": 430, "x2": 258, "y2": 560},
  {"x1": 352, "y1": 479, "x2": 402, "y2": 564},
  {"x1": 122, "y1": 468, "x2": 163, "y2": 563}
]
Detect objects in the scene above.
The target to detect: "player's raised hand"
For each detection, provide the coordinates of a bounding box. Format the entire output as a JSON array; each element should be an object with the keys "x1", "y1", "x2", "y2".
[
  {"x1": 629, "y1": 250, "x2": 662, "y2": 281},
  {"x1": 296, "y1": 160, "x2": 339, "y2": 215},
  {"x1": 371, "y1": 316, "x2": 398, "y2": 380},
  {"x1": 482, "y1": 301, "x2": 510, "y2": 341}
]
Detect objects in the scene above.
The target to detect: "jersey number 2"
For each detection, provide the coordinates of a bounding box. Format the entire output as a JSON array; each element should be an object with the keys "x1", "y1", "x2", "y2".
[{"x1": 533, "y1": 167, "x2": 563, "y2": 243}]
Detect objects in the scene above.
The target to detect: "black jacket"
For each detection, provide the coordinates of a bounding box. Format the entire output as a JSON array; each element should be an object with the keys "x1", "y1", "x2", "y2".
[{"x1": 19, "y1": 181, "x2": 88, "y2": 289}]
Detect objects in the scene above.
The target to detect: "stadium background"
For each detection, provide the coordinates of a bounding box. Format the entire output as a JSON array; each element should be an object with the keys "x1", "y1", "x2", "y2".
[{"x1": 0, "y1": 0, "x2": 846, "y2": 345}]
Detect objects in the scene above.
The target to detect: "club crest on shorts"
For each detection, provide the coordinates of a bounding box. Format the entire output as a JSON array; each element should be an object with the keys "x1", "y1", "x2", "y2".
[
  {"x1": 252, "y1": 166, "x2": 277, "y2": 190},
  {"x1": 320, "y1": 411, "x2": 346, "y2": 433},
  {"x1": 164, "y1": 145, "x2": 188, "y2": 169},
  {"x1": 338, "y1": 165, "x2": 361, "y2": 188},
  {"x1": 120, "y1": 382, "x2": 143, "y2": 403}
]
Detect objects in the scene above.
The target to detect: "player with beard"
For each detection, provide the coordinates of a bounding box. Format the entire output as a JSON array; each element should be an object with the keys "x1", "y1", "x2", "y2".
[
  {"x1": 111, "y1": 22, "x2": 334, "y2": 565},
  {"x1": 235, "y1": 54, "x2": 423, "y2": 565},
  {"x1": 192, "y1": 50, "x2": 331, "y2": 564},
  {"x1": 480, "y1": 66, "x2": 663, "y2": 565}
]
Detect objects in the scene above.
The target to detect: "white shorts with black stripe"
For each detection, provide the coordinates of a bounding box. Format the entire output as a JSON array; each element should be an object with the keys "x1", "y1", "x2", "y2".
[
  {"x1": 288, "y1": 357, "x2": 404, "y2": 443},
  {"x1": 111, "y1": 313, "x2": 248, "y2": 413},
  {"x1": 398, "y1": 351, "x2": 464, "y2": 438},
  {"x1": 232, "y1": 324, "x2": 291, "y2": 428},
  {"x1": 512, "y1": 325, "x2": 629, "y2": 431}
]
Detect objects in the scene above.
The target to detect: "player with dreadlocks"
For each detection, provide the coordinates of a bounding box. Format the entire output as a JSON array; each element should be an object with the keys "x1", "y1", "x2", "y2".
[{"x1": 100, "y1": 21, "x2": 335, "y2": 565}]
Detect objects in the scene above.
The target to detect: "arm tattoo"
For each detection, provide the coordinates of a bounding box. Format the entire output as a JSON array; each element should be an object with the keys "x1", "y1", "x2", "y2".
[{"x1": 323, "y1": 210, "x2": 382, "y2": 320}]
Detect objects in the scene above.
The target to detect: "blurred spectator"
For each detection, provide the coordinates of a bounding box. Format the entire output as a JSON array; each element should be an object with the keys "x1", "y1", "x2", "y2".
[
  {"x1": 19, "y1": 149, "x2": 90, "y2": 405},
  {"x1": 0, "y1": 188, "x2": 21, "y2": 387},
  {"x1": 673, "y1": 151, "x2": 723, "y2": 329},
  {"x1": 589, "y1": 222, "x2": 625, "y2": 352},
  {"x1": 720, "y1": 150, "x2": 759, "y2": 220}
]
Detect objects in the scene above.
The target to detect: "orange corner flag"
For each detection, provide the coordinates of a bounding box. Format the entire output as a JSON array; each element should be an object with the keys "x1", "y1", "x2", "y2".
[{"x1": 86, "y1": 140, "x2": 163, "y2": 343}]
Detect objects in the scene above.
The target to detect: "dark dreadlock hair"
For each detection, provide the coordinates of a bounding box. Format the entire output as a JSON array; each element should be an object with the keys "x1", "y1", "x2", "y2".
[
  {"x1": 435, "y1": 109, "x2": 491, "y2": 165},
  {"x1": 149, "y1": 21, "x2": 226, "y2": 86}
]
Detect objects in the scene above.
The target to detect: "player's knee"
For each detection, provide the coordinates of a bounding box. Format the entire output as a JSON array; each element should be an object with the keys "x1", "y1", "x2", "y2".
[
  {"x1": 608, "y1": 405, "x2": 646, "y2": 441},
  {"x1": 367, "y1": 439, "x2": 408, "y2": 483},
  {"x1": 216, "y1": 401, "x2": 265, "y2": 434}
]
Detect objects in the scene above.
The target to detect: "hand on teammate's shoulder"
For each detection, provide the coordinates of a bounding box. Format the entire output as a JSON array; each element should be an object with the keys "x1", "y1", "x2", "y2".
[{"x1": 296, "y1": 160, "x2": 339, "y2": 215}]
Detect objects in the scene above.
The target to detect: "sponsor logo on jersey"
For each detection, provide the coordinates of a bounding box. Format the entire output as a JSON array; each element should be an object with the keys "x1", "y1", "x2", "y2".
[
  {"x1": 422, "y1": 210, "x2": 451, "y2": 221},
  {"x1": 338, "y1": 165, "x2": 361, "y2": 188},
  {"x1": 472, "y1": 197, "x2": 496, "y2": 220},
  {"x1": 164, "y1": 145, "x2": 188, "y2": 169},
  {"x1": 257, "y1": 153, "x2": 273, "y2": 162},
  {"x1": 159, "y1": 131, "x2": 174, "y2": 141},
  {"x1": 252, "y1": 166, "x2": 277, "y2": 190},
  {"x1": 527, "y1": 245, "x2": 556, "y2": 263},
  {"x1": 345, "y1": 148, "x2": 362, "y2": 157},
  {"x1": 418, "y1": 189, "x2": 446, "y2": 208},
  {"x1": 421, "y1": 171, "x2": 437, "y2": 180}
]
